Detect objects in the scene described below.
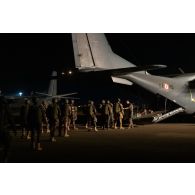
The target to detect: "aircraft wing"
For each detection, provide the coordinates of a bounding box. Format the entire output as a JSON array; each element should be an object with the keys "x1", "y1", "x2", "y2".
[
  {"x1": 55, "y1": 92, "x2": 78, "y2": 97},
  {"x1": 35, "y1": 92, "x2": 78, "y2": 98},
  {"x1": 35, "y1": 92, "x2": 51, "y2": 97},
  {"x1": 58, "y1": 96, "x2": 80, "y2": 100},
  {"x1": 79, "y1": 64, "x2": 167, "y2": 75}
]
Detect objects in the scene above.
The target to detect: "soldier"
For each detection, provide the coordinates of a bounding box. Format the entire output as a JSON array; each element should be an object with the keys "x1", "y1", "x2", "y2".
[
  {"x1": 46, "y1": 98, "x2": 61, "y2": 142},
  {"x1": 87, "y1": 100, "x2": 98, "y2": 132},
  {"x1": 40, "y1": 100, "x2": 50, "y2": 134},
  {"x1": 124, "y1": 100, "x2": 134, "y2": 128},
  {"x1": 28, "y1": 97, "x2": 43, "y2": 151},
  {"x1": 70, "y1": 100, "x2": 78, "y2": 130},
  {"x1": 114, "y1": 98, "x2": 124, "y2": 129},
  {"x1": 58, "y1": 99, "x2": 65, "y2": 137},
  {"x1": 99, "y1": 100, "x2": 106, "y2": 129},
  {"x1": 0, "y1": 96, "x2": 15, "y2": 162},
  {"x1": 62, "y1": 99, "x2": 71, "y2": 137},
  {"x1": 20, "y1": 99, "x2": 31, "y2": 139},
  {"x1": 106, "y1": 100, "x2": 113, "y2": 129}
]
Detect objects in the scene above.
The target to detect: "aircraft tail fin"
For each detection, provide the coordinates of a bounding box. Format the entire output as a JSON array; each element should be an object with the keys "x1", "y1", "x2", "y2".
[
  {"x1": 48, "y1": 71, "x2": 57, "y2": 96},
  {"x1": 72, "y1": 33, "x2": 135, "y2": 71}
]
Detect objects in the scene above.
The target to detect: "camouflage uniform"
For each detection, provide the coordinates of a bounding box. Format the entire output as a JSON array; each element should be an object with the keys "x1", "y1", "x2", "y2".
[
  {"x1": 99, "y1": 100, "x2": 106, "y2": 129},
  {"x1": 124, "y1": 101, "x2": 134, "y2": 128},
  {"x1": 87, "y1": 101, "x2": 98, "y2": 131},
  {"x1": 70, "y1": 100, "x2": 78, "y2": 130},
  {"x1": 62, "y1": 100, "x2": 71, "y2": 137},
  {"x1": 106, "y1": 100, "x2": 114, "y2": 129},
  {"x1": 114, "y1": 99, "x2": 124, "y2": 129},
  {"x1": 46, "y1": 98, "x2": 61, "y2": 142},
  {"x1": 40, "y1": 100, "x2": 50, "y2": 133},
  {"x1": 20, "y1": 99, "x2": 30, "y2": 139},
  {"x1": 28, "y1": 97, "x2": 43, "y2": 150}
]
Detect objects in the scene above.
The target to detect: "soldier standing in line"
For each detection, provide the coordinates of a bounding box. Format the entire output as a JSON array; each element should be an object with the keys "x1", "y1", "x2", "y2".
[
  {"x1": 124, "y1": 100, "x2": 134, "y2": 128},
  {"x1": 63, "y1": 99, "x2": 71, "y2": 137},
  {"x1": 85, "y1": 102, "x2": 90, "y2": 129},
  {"x1": 20, "y1": 99, "x2": 31, "y2": 139},
  {"x1": 40, "y1": 100, "x2": 50, "y2": 134},
  {"x1": 108, "y1": 100, "x2": 114, "y2": 128},
  {"x1": 46, "y1": 98, "x2": 61, "y2": 142},
  {"x1": 99, "y1": 100, "x2": 106, "y2": 129},
  {"x1": 28, "y1": 97, "x2": 43, "y2": 151},
  {"x1": 58, "y1": 99, "x2": 65, "y2": 137},
  {"x1": 114, "y1": 98, "x2": 124, "y2": 129},
  {"x1": 0, "y1": 96, "x2": 15, "y2": 162},
  {"x1": 70, "y1": 100, "x2": 78, "y2": 130},
  {"x1": 87, "y1": 100, "x2": 98, "y2": 132},
  {"x1": 105, "y1": 100, "x2": 112, "y2": 129}
]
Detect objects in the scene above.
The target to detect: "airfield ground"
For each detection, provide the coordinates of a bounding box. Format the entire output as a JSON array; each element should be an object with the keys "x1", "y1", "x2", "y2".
[{"x1": 2, "y1": 123, "x2": 195, "y2": 163}]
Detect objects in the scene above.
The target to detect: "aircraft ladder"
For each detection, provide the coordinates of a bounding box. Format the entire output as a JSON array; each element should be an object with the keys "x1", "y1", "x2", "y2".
[{"x1": 152, "y1": 107, "x2": 185, "y2": 123}]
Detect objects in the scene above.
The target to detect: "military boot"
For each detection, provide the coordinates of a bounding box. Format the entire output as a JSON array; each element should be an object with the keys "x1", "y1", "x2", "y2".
[{"x1": 37, "y1": 143, "x2": 42, "y2": 151}]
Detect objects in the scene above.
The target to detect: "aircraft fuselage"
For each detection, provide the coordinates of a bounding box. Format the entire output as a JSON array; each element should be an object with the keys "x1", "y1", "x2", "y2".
[{"x1": 120, "y1": 72, "x2": 195, "y2": 114}]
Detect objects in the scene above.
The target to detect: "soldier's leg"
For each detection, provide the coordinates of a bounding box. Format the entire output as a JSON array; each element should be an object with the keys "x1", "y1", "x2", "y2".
[
  {"x1": 41, "y1": 122, "x2": 44, "y2": 134},
  {"x1": 68, "y1": 117, "x2": 71, "y2": 131},
  {"x1": 30, "y1": 128, "x2": 36, "y2": 150},
  {"x1": 58, "y1": 118, "x2": 62, "y2": 136},
  {"x1": 36, "y1": 124, "x2": 42, "y2": 151},
  {"x1": 107, "y1": 115, "x2": 110, "y2": 129},
  {"x1": 85, "y1": 122, "x2": 88, "y2": 129},
  {"x1": 130, "y1": 118, "x2": 134, "y2": 128},
  {"x1": 21, "y1": 125, "x2": 26, "y2": 138},
  {"x1": 87, "y1": 116, "x2": 92, "y2": 131},
  {"x1": 46, "y1": 118, "x2": 50, "y2": 133},
  {"x1": 102, "y1": 115, "x2": 105, "y2": 130},
  {"x1": 73, "y1": 116, "x2": 78, "y2": 130},
  {"x1": 26, "y1": 125, "x2": 31, "y2": 140},
  {"x1": 93, "y1": 116, "x2": 98, "y2": 132},
  {"x1": 114, "y1": 114, "x2": 118, "y2": 129},
  {"x1": 64, "y1": 118, "x2": 69, "y2": 137},
  {"x1": 119, "y1": 113, "x2": 124, "y2": 129},
  {"x1": 50, "y1": 122, "x2": 56, "y2": 142}
]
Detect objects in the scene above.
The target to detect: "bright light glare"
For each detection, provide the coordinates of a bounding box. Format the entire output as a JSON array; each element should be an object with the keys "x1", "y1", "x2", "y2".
[
  {"x1": 68, "y1": 70, "x2": 72, "y2": 75},
  {"x1": 19, "y1": 92, "x2": 23, "y2": 96}
]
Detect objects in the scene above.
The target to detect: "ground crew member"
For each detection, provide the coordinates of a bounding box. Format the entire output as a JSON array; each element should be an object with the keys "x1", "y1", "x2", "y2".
[
  {"x1": 28, "y1": 97, "x2": 43, "y2": 151},
  {"x1": 46, "y1": 98, "x2": 61, "y2": 142},
  {"x1": 114, "y1": 98, "x2": 124, "y2": 129},
  {"x1": 20, "y1": 99, "x2": 31, "y2": 139},
  {"x1": 70, "y1": 100, "x2": 78, "y2": 130},
  {"x1": 124, "y1": 100, "x2": 134, "y2": 128}
]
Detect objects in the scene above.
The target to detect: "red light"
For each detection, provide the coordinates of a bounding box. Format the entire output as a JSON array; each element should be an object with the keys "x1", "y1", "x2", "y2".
[{"x1": 163, "y1": 83, "x2": 169, "y2": 90}]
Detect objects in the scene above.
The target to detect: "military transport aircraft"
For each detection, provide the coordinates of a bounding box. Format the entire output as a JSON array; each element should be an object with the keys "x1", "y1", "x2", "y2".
[
  {"x1": 34, "y1": 70, "x2": 77, "y2": 100},
  {"x1": 71, "y1": 34, "x2": 195, "y2": 122},
  {"x1": 3, "y1": 70, "x2": 77, "y2": 101}
]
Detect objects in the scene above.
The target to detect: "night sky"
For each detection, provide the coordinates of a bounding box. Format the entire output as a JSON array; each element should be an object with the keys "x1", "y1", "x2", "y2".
[{"x1": 1, "y1": 33, "x2": 195, "y2": 109}]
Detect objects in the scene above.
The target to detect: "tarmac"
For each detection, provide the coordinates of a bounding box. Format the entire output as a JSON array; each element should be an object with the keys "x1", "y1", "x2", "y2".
[{"x1": 3, "y1": 123, "x2": 195, "y2": 163}]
